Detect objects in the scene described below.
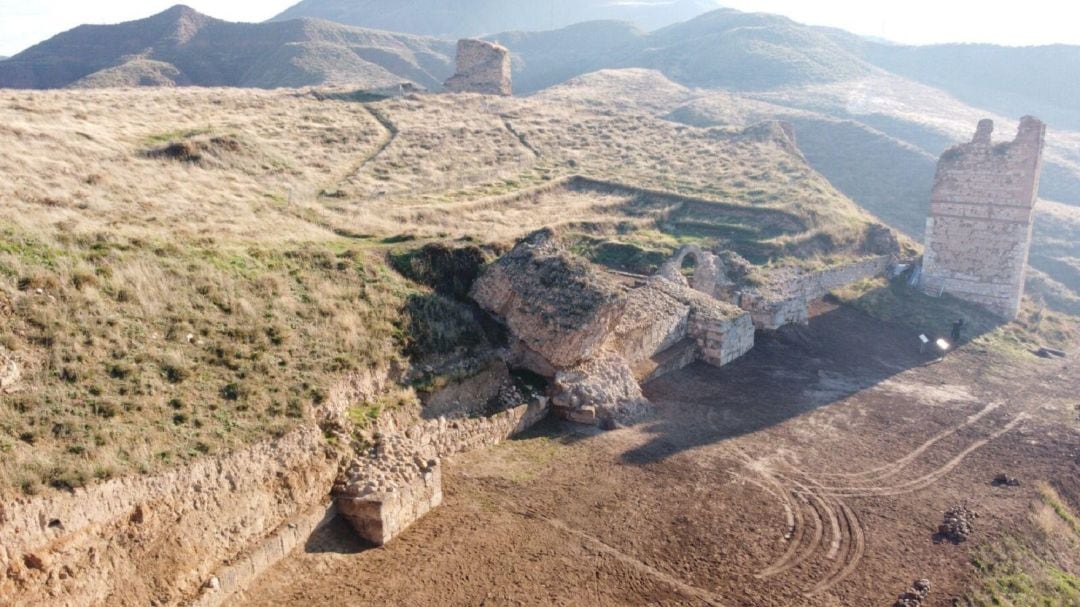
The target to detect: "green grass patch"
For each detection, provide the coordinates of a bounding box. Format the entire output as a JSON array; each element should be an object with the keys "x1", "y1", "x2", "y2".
[{"x1": 965, "y1": 539, "x2": 1080, "y2": 606}]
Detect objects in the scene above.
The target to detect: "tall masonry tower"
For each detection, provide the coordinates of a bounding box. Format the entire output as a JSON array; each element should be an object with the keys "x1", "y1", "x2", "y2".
[{"x1": 920, "y1": 117, "x2": 1047, "y2": 319}]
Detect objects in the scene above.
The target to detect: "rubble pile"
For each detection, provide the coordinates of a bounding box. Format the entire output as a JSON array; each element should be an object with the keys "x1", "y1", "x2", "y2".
[
  {"x1": 992, "y1": 473, "x2": 1021, "y2": 487},
  {"x1": 893, "y1": 579, "x2": 932, "y2": 607},
  {"x1": 334, "y1": 434, "x2": 443, "y2": 546},
  {"x1": 939, "y1": 505, "x2": 979, "y2": 543}
]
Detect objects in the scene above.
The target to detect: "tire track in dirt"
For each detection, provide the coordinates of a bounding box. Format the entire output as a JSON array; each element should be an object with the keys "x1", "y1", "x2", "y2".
[
  {"x1": 539, "y1": 516, "x2": 729, "y2": 607},
  {"x1": 806, "y1": 500, "x2": 865, "y2": 596},
  {"x1": 813, "y1": 401, "x2": 1001, "y2": 482},
  {"x1": 814, "y1": 414, "x2": 1028, "y2": 497}
]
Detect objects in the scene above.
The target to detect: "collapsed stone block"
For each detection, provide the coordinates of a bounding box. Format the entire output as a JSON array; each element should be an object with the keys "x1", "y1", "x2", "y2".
[
  {"x1": 920, "y1": 116, "x2": 1046, "y2": 319},
  {"x1": 471, "y1": 228, "x2": 625, "y2": 369},
  {"x1": 335, "y1": 435, "x2": 442, "y2": 546},
  {"x1": 473, "y1": 230, "x2": 755, "y2": 425},
  {"x1": 444, "y1": 39, "x2": 512, "y2": 96}
]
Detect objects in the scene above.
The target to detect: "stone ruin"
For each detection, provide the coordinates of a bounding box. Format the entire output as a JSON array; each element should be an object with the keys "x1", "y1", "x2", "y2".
[
  {"x1": 444, "y1": 39, "x2": 512, "y2": 96},
  {"x1": 660, "y1": 244, "x2": 896, "y2": 330},
  {"x1": 919, "y1": 117, "x2": 1047, "y2": 319},
  {"x1": 334, "y1": 391, "x2": 550, "y2": 545},
  {"x1": 471, "y1": 229, "x2": 754, "y2": 425},
  {"x1": 296, "y1": 227, "x2": 905, "y2": 547}
]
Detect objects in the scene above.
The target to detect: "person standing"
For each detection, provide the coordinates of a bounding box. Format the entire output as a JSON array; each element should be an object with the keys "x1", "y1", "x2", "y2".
[{"x1": 951, "y1": 319, "x2": 965, "y2": 345}]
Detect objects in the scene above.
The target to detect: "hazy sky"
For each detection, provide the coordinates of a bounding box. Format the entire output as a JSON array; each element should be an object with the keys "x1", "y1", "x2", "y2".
[{"x1": 2, "y1": 1, "x2": 1078, "y2": 57}]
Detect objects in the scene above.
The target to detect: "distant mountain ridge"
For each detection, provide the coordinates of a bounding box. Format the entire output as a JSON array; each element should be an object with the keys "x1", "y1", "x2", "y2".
[
  {"x1": 0, "y1": 5, "x2": 455, "y2": 90},
  {"x1": 853, "y1": 42, "x2": 1080, "y2": 131},
  {"x1": 271, "y1": 0, "x2": 724, "y2": 37},
  {"x1": 500, "y1": 9, "x2": 873, "y2": 93}
]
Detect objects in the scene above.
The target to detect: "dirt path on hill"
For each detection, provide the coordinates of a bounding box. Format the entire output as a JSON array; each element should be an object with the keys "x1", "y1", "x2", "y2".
[{"x1": 237, "y1": 303, "x2": 1079, "y2": 607}]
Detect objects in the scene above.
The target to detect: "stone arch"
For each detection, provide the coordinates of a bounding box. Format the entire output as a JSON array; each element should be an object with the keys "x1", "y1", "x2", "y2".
[{"x1": 659, "y1": 245, "x2": 724, "y2": 296}]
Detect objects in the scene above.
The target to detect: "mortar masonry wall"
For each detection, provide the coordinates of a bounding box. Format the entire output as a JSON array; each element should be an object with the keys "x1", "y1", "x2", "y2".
[{"x1": 921, "y1": 117, "x2": 1046, "y2": 319}]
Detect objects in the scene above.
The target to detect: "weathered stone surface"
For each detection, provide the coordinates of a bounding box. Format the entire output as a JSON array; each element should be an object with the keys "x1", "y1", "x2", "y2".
[
  {"x1": 336, "y1": 434, "x2": 443, "y2": 546},
  {"x1": 0, "y1": 426, "x2": 338, "y2": 607},
  {"x1": 920, "y1": 117, "x2": 1046, "y2": 319},
  {"x1": 0, "y1": 349, "x2": 19, "y2": 393},
  {"x1": 674, "y1": 247, "x2": 894, "y2": 330},
  {"x1": 471, "y1": 228, "x2": 625, "y2": 368},
  {"x1": 552, "y1": 354, "x2": 649, "y2": 422},
  {"x1": 444, "y1": 39, "x2": 511, "y2": 96},
  {"x1": 335, "y1": 397, "x2": 549, "y2": 545},
  {"x1": 474, "y1": 230, "x2": 754, "y2": 425}
]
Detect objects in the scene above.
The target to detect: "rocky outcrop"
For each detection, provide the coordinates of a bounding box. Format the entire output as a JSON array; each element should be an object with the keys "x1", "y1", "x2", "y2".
[
  {"x1": 471, "y1": 229, "x2": 624, "y2": 369},
  {"x1": 0, "y1": 348, "x2": 20, "y2": 393},
  {"x1": 920, "y1": 117, "x2": 1047, "y2": 319},
  {"x1": 473, "y1": 230, "x2": 754, "y2": 424},
  {"x1": 444, "y1": 39, "x2": 512, "y2": 96}
]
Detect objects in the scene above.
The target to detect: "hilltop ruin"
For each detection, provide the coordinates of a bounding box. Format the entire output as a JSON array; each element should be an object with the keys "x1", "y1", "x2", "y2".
[
  {"x1": 920, "y1": 117, "x2": 1047, "y2": 319},
  {"x1": 471, "y1": 229, "x2": 754, "y2": 424},
  {"x1": 444, "y1": 39, "x2": 512, "y2": 96}
]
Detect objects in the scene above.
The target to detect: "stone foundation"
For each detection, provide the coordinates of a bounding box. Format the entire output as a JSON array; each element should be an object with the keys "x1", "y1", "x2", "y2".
[
  {"x1": 0, "y1": 426, "x2": 339, "y2": 607},
  {"x1": 920, "y1": 117, "x2": 1046, "y2": 319},
  {"x1": 336, "y1": 434, "x2": 443, "y2": 546},
  {"x1": 334, "y1": 398, "x2": 549, "y2": 545},
  {"x1": 734, "y1": 255, "x2": 893, "y2": 330}
]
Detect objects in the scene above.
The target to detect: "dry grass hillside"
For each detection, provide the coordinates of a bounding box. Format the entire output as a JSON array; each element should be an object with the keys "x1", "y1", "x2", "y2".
[
  {"x1": 544, "y1": 69, "x2": 1080, "y2": 313},
  {"x1": 0, "y1": 86, "x2": 892, "y2": 499}
]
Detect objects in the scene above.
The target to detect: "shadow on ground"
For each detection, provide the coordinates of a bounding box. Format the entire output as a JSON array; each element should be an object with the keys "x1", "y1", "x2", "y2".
[{"x1": 620, "y1": 299, "x2": 1000, "y2": 465}]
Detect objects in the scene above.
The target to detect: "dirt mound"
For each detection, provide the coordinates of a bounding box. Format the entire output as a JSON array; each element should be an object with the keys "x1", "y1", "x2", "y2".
[
  {"x1": 147, "y1": 136, "x2": 242, "y2": 163},
  {"x1": 144, "y1": 134, "x2": 283, "y2": 174}
]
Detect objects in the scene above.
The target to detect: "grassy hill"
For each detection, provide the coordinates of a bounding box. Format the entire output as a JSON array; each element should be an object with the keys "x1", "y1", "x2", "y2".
[
  {"x1": 0, "y1": 5, "x2": 455, "y2": 90},
  {"x1": 272, "y1": 0, "x2": 723, "y2": 37},
  {"x1": 0, "y1": 85, "x2": 893, "y2": 498}
]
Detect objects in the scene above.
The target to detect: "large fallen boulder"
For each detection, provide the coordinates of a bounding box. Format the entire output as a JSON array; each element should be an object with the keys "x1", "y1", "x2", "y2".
[
  {"x1": 471, "y1": 228, "x2": 626, "y2": 369},
  {"x1": 473, "y1": 229, "x2": 755, "y2": 424}
]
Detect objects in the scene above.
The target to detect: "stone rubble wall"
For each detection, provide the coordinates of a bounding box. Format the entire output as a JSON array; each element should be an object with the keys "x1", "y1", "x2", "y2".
[
  {"x1": 693, "y1": 311, "x2": 756, "y2": 367},
  {"x1": 192, "y1": 501, "x2": 338, "y2": 607},
  {"x1": 732, "y1": 256, "x2": 892, "y2": 330},
  {"x1": 0, "y1": 426, "x2": 339, "y2": 607},
  {"x1": 334, "y1": 397, "x2": 550, "y2": 545},
  {"x1": 443, "y1": 39, "x2": 512, "y2": 96},
  {"x1": 921, "y1": 117, "x2": 1046, "y2": 319}
]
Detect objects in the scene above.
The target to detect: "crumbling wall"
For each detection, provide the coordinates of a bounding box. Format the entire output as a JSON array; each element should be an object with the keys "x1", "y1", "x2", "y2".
[
  {"x1": 0, "y1": 426, "x2": 338, "y2": 607},
  {"x1": 334, "y1": 398, "x2": 549, "y2": 545},
  {"x1": 474, "y1": 230, "x2": 755, "y2": 425},
  {"x1": 444, "y1": 39, "x2": 511, "y2": 96},
  {"x1": 471, "y1": 228, "x2": 624, "y2": 369},
  {"x1": 920, "y1": 117, "x2": 1046, "y2": 319}
]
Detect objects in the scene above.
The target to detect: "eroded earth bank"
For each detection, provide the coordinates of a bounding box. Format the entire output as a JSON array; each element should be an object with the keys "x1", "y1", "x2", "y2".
[{"x1": 238, "y1": 301, "x2": 1080, "y2": 607}]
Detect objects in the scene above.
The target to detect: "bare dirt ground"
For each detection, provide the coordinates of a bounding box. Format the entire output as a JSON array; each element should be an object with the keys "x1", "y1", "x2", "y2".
[{"x1": 238, "y1": 302, "x2": 1080, "y2": 607}]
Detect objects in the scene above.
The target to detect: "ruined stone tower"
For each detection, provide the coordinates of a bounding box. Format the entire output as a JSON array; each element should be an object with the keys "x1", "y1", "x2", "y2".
[
  {"x1": 444, "y1": 39, "x2": 512, "y2": 96},
  {"x1": 920, "y1": 117, "x2": 1046, "y2": 319}
]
